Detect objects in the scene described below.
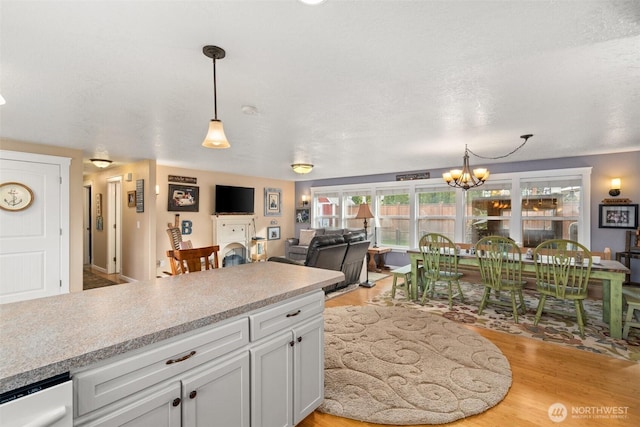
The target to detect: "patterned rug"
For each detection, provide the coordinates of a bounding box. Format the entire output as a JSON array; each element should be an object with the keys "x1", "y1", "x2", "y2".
[
  {"x1": 369, "y1": 282, "x2": 640, "y2": 362},
  {"x1": 318, "y1": 305, "x2": 512, "y2": 425}
]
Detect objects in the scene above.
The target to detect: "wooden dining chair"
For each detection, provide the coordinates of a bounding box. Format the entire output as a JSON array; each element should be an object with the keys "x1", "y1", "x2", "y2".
[
  {"x1": 533, "y1": 239, "x2": 592, "y2": 338},
  {"x1": 419, "y1": 233, "x2": 464, "y2": 308},
  {"x1": 475, "y1": 236, "x2": 526, "y2": 323},
  {"x1": 166, "y1": 245, "x2": 220, "y2": 275}
]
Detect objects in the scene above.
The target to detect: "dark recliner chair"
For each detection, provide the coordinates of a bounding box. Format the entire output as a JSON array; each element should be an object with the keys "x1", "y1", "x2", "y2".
[
  {"x1": 269, "y1": 234, "x2": 349, "y2": 293},
  {"x1": 340, "y1": 232, "x2": 369, "y2": 290}
]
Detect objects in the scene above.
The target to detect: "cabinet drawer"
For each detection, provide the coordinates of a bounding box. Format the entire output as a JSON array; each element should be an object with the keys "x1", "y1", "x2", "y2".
[
  {"x1": 250, "y1": 291, "x2": 324, "y2": 341},
  {"x1": 73, "y1": 317, "x2": 249, "y2": 417}
]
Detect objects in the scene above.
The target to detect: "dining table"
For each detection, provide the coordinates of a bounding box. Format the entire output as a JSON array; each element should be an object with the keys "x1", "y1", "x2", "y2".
[{"x1": 406, "y1": 248, "x2": 631, "y2": 339}]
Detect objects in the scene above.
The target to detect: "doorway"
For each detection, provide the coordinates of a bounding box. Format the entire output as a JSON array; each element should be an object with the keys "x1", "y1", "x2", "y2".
[{"x1": 83, "y1": 182, "x2": 92, "y2": 265}]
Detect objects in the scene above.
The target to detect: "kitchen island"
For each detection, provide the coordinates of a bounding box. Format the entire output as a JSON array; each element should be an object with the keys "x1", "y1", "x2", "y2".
[{"x1": 0, "y1": 262, "x2": 343, "y2": 406}]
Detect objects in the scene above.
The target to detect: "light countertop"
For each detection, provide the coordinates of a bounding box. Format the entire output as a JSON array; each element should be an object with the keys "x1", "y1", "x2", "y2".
[{"x1": 0, "y1": 262, "x2": 344, "y2": 394}]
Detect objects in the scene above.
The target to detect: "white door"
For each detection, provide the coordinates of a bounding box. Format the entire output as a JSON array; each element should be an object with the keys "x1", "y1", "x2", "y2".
[{"x1": 0, "y1": 154, "x2": 68, "y2": 304}]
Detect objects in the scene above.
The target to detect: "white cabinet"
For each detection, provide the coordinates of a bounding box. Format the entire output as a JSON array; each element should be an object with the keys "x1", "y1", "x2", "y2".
[
  {"x1": 181, "y1": 352, "x2": 250, "y2": 427},
  {"x1": 72, "y1": 290, "x2": 324, "y2": 427},
  {"x1": 250, "y1": 295, "x2": 324, "y2": 427}
]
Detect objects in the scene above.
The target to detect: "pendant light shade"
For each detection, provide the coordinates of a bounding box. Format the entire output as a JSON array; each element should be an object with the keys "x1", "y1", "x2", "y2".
[
  {"x1": 202, "y1": 119, "x2": 230, "y2": 149},
  {"x1": 202, "y1": 45, "x2": 230, "y2": 149}
]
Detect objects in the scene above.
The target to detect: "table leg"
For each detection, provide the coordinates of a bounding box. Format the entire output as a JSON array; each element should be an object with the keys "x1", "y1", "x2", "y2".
[
  {"x1": 368, "y1": 253, "x2": 376, "y2": 271},
  {"x1": 608, "y1": 278, "x2": 623, "y2": 339}
]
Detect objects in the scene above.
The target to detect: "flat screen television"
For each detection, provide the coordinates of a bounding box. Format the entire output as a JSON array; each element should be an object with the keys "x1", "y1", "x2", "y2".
[{"x1": 214, "y1": 185, "x2": 255, "y2": 215}]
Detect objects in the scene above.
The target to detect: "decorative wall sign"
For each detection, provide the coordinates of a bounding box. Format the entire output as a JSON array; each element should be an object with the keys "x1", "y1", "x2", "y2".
[
  {"x1": 127, "y1": 191, "x2": 136, "y2": 208},
  {"x1": 96, "y1": 193, "x2": 102, "y2": 216},
  {"x1": 136, "y1": 179, "x2": 144, "y2": 213},
  {"x1": 0, "y1": 182, "x2": 34, "y2": 211},
  {"x1": 396, "y1": 172, "x2": 430, "y2": 181},
  {"x1": 168, "y1": 175, "x2": 197, "y2": 184},
  {"x1": 264, "y1": 187, "x2": 281, "y2": 217},
  {"x1": 168, "y1": 184, "x2": 199, "y2": 212}
]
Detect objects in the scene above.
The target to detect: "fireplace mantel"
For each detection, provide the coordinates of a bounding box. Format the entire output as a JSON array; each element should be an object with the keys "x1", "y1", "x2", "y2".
[{"x1": 211, "y1": 215, "x2": 256, "y2": 264}]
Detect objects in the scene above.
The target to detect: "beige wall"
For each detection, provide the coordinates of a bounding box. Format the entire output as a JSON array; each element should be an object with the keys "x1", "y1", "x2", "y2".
[
  {"x1": 156, "y1": 165, "x2": 295, "y2": 276},
  {"x1": 0, "y1": 138, "x2": 85, "y2": 292}
]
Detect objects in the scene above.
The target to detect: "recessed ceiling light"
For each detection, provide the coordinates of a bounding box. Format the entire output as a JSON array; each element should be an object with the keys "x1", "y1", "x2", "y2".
[{"x1": 299, "y1": 0, "x2": 326, "y2": 5}]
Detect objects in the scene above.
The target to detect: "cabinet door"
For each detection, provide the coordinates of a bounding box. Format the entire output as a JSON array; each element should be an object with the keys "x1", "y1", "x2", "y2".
[
  {"x1": 293, "y1": 316, "x2": 325, "y2": 425},
  {"x1": 181, "y1": 351, "x2": 250, "y2": 427},
  {"x1": 251, "y1": 331, "x2": 294, "y2": 427},
  {"x1": 78, "y1": 382, "x2": 181, "y2": 427}
]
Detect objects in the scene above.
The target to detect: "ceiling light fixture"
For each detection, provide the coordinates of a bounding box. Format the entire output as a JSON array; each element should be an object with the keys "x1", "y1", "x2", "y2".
[
  {"x1": 443, "y1": 134, "x2": 533, "y2": 190},
  {"x1": 291, "y1": 163, "x2": 314, "y2": 174},
  {"x1": 90, "y1": 158, "x2": 113, "y2": 168},
  {"x1": 298, "y1": 0, "x2": 327, "y2": 5},
  {"x1": 202, "y1": 45, "x2": 230, "y2": 149}
]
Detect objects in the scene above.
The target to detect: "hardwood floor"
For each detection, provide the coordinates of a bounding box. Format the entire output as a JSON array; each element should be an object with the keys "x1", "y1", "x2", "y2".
[
  {"x1": 83, "y1": 265, "x2": 127, "y2": 284},
  {"x1": 299, "y1": 275, "x2": 640, "y2": 427}
]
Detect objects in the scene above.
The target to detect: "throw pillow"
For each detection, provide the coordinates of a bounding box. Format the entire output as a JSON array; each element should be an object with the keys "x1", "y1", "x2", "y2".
[
  {"x1": 179, "y1": 240, "x2": 193, "y2": 249},
  {"x1": 298, "y1": 229, "x2": 316, "y2": 246}
]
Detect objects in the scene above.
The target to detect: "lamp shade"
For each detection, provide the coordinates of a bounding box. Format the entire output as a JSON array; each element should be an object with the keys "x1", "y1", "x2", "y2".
[
  {"x1": 202, "y1": 119, "x2": 230, "y2": 149},
  {"x1": 355, "y1": 203, "x2": 374, "y2": 219},
  {"x1": 291, "y1": 163, "x2": 313, "y2": 174}
]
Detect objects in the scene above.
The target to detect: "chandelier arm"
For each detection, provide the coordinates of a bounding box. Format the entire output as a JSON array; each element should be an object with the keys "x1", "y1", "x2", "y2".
[{"x1": 467, "y1": 134, "x2": 533, "y2": 160}]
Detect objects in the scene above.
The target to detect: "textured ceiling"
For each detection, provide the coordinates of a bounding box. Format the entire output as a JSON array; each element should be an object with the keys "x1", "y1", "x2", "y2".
[{"x1": 1, "y1": 0, "x2": 639, "y2": 181}]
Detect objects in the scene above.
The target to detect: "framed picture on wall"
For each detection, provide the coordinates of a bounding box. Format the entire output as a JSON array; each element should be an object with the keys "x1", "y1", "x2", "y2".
[
  {"x1": 127, "y1": 191, "x2": 136, "y2": 208},
  {"x1": 268, "y1": 226, "x2": 281, "y2": 240},
  {"x1": 168, "y1": 184, "x2": 199, "y2": 212},
  {"x1": 296, "y1": 208, "x2": 310, "y2": 223},
  {"x1": 598, "y1": 204, "x2": 638, "y2": 229},
  {"x1": 264, "y1": 187, "x2": 281, "y2": 216}
]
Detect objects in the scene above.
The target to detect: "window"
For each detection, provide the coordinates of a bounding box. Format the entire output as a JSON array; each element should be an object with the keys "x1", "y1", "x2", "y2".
[
  {"x1": 416, "y1": 185, "x2": 457, "y2": 242},
  {"x1": 312, "y1": 190, "x2": 340, "y2": 228},
  {"x1": 377, "y1": 187, "x2": 410, "y2": 248},
  {"x1": 310, "y1": 167, "x2": 591, "y2": 249},
  {"x1": 342, "y1": 190, "x2": 372, "y2": 230},
  {"x1": 464, "y1": 181, "x2": 513, "y2": 244}
]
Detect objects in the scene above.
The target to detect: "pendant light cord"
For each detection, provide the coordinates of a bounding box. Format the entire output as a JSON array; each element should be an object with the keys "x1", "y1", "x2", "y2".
[
  {"x1": 212, "y1": 57, "x2": 218, "y2": 120},
  {"x1": 467, "y1": 134, "x2": 533, "y2": 160}
]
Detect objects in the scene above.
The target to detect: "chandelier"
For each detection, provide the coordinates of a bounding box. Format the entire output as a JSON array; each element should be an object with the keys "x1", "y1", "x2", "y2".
[{"x1": 443, "y1": 134, "x2": 533, "y2": 190}]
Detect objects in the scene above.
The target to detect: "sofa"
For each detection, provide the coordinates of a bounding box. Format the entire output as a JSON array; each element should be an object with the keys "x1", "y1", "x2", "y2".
[
  {"x1": 271, "y1": 231, "x2": 370, "y2": 293},
  {"x1": 285, "y1": 227, "x2": 365, "y2": 261}
]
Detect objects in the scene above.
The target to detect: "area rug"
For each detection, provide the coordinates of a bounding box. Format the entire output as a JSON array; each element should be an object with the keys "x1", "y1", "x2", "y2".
[
  {"x1": 369, "y1": 282, "x2": 640, "y2": 362},
  {"x1": 318, "y1": 305, "x2": 512, "y2": 425},
  {"x1": 83, "y1": 270, "x2": 119, "y2": 290}
]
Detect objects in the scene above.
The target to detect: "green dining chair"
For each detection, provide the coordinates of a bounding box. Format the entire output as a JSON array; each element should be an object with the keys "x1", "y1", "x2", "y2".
[
  {"x1": 533, "y1": 239, "x2": 592, "y2": 338},
  {"x1": 475, "y1": 236, "x2": 527, "y2": 323},
  {"x1": 419, "y1": 233, "x2": 464, "y2": 308}
]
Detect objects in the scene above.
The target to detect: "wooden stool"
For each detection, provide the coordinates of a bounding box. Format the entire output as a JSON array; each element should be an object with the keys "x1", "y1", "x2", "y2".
[
  {"x1": 391, "y1": 265, "x2": 421, "y2": 299},
  {"x1": 622, "y1": 288, "x2": 640, "y2": 339}
]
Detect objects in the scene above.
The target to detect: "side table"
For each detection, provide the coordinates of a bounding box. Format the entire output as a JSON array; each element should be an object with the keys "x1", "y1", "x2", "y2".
[{"x1": 368, "y1": 247, "x2": 391, "y2": 272}]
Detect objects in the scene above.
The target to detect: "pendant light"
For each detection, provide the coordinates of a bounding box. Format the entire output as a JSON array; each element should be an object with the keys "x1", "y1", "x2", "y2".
[{"x1": 202, "y1": 45, "x2": 230, "y2": 149}]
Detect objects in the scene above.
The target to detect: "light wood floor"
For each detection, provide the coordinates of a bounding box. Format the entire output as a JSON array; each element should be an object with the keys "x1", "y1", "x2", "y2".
[{"x1": 299, "y1": 275, "x2": 640, "y2": 427}]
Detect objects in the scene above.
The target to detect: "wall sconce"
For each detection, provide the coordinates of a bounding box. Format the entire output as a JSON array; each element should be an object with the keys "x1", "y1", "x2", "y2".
[
  {"x1": 609, "y1": 178, "x2": 621, "y2": 197},
  {"x1": 301, "y1": 195, "x2": 309, "y2": 206}
]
